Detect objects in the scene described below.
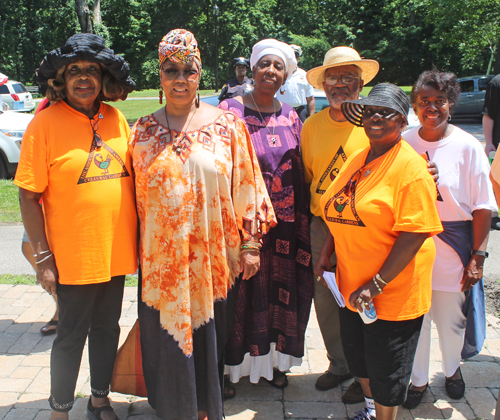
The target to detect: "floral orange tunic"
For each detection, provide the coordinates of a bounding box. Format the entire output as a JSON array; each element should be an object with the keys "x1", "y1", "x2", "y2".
[{"x1": 131, "y1": 112, "x2": 276, "y2": 357}]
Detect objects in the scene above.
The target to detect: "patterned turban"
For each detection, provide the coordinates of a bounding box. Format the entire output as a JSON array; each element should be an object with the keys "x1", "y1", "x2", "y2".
[{"x1": 158, "y1": 29, "x2": 202, "y2": 69}]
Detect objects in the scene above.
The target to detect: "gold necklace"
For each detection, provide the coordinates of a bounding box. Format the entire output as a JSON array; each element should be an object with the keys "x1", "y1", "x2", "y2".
[
  {"x1": 164, "y1": 105, "x2": 197, "y2": 155},
  {"x1": 250, "y1": 93, "x2": 278, "y2": 145}
]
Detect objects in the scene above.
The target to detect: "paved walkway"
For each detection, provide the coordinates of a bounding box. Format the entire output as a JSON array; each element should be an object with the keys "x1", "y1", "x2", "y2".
[{"x1": 0, "y1": 284, "x2": 498, "y2": 420}]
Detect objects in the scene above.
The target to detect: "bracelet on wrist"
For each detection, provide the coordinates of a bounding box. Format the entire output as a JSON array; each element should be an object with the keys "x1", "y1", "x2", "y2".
[
  {"x1": 372, "y1": 277, "x2": 383, "y2": 294},
  {"x1": 240, "y1": 248, "x2": 260, "y2": 255},
  {"x1": 374, "y1": 273, "x2": 388, "y2": 286},
  {"x1": 35, "y1": 253, "x2": 54, "y2": 265},
  {"x1": 33, "y1": 249, "x2": 51, "y2": 258}
]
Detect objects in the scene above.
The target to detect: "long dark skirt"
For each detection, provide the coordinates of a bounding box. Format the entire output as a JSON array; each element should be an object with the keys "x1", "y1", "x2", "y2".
[{"x1": 138, "y1": 272, "x2": 240, "y2": 420}]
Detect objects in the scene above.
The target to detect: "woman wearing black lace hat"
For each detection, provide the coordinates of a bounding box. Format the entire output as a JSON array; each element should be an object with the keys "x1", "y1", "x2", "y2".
[
  {"x1": 315, "y1": 84, "x2": 442, "y2": 420},
  {"x1": 14, "y1": 33, "x2": 137, "y2": 420}
]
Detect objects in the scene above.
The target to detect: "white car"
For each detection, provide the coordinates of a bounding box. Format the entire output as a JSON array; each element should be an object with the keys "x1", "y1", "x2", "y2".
[
  {"x1": 0, "y1": 80, "x2": 36, "y2": 112},
  {"x1": 0, "y1": 110, "x2": 34, "y2": 178}
]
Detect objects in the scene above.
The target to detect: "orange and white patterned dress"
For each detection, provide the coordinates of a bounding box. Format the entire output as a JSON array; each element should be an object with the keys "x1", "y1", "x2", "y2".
[{"x1": 131, "y1": 111, "x2": 275, "y2": 419}]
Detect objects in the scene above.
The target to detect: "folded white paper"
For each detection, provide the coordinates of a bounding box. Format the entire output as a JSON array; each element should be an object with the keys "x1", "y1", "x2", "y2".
[{"x1": 322, "y1": 271, "x2": 345, "y2": 308}]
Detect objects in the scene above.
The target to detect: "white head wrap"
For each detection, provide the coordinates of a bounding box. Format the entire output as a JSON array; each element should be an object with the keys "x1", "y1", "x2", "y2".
[{"x1": 250, "y1": 39, "x2": 297, "y2": 81}]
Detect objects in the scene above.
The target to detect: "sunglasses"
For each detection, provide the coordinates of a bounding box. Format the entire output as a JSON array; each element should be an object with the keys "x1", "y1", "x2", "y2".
[
  {"x1": 162, "y1": 68, "x2": 199, "y2": 81},
  {"x1": 324, "y1": 76, "x2": 359, "y2": 86},
  {"x1": 90, "y1": 119, "x2": 103, "y2": 148}
]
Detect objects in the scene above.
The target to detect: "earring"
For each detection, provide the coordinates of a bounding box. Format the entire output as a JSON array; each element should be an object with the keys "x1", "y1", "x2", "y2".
[
  {"x1": 448, "y1": 114, "x2": 452, "y2": 122},
  {"x1": 159, "y1": 90, "x2": 163, "y2": 105},
  {"x1": 195, "y1": 89, "x2": 200, "y2": 108}
]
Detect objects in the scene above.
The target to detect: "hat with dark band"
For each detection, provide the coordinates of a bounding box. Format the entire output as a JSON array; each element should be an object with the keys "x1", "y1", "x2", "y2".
[
  {"x1": 36, "y1": 33, "x2": 135, "y2": 96},
  {"x1": 341, "y1": 83, "x2": 411, "y2": 127},
  {"x1": 232, "y1": 57, "x2": 250, "y2": 68}
]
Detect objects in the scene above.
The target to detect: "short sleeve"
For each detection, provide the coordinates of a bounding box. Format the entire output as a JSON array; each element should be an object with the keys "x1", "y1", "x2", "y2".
[
  {"x1": 14, "y1": 118, "x2": 49, "y2": 193},
  {"x1": 483, "y1": 79, "x2": 500, "y2": 118},
  {"x1": 393, "y1": 160, "x2": 443, "y2": 236},
  {"x1": 469, "y1": 140, "x2": 497, "y2": 212},
  {"x1": 228, "y1": 115, "x2": 276, "y2": 239}
]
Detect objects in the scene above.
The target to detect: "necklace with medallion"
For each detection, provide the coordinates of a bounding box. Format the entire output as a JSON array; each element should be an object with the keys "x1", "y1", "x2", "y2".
[
  {"x1": 250, "y1": 93, "x2": 278, "y2": 145},
  {"x1": 164, "y1": 105, "x2": 197, "y2": 155}
]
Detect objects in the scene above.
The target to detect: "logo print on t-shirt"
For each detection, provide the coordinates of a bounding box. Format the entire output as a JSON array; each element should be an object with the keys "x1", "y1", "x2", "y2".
[
  {"x1": 77, "y1": 137, "x2": 130, "y2": 184},
  {"x1": 316, "y1": 146, "x2": 347, "y2": 194},
  {"x1": 323, "y1": 177, "x2": 366, "y2": 227}
]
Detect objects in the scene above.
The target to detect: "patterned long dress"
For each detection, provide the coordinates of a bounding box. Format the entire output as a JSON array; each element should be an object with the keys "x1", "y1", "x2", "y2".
[
  {"x1": 219, "y1": 99, "x2": 314, "y2": 382},
  {"x1": 131, "y1": 111, "x2": 275, "y2": 420}
]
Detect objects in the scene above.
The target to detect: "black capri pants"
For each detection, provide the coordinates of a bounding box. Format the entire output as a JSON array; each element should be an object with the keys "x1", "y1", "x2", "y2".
[{"x1": 339, "y1": 307, "x2": 424, "y2": 407}]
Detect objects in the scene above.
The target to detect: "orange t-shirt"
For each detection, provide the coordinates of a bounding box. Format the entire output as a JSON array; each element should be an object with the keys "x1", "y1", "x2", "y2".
[
  {"x1": 320, "y1": 140, "x2": 443, "y2": 321},
  {"x1": 14, "y1": 101, "x2": 138, "y2": 285}
]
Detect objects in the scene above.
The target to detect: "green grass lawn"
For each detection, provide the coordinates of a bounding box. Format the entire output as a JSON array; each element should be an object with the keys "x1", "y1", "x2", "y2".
[
  {"x1": 0, "y1": 179, "x2": 21, "y2": 223},
  {"x1": 361, "y1": 86, "x2": 412, "y2": 96},
  {"x1": 127, "y1": 89, "x2": 215, "y2": 98},
  {"x1": 0, "y1": 273, "x2": 138, "y2": 286}
]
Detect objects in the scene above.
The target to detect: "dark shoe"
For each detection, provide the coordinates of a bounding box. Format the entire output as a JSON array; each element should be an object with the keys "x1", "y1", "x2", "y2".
[
  {"x1": 445, "y1": 368, "x2": 465, "y2": 399},
  {"x1": 40, "y1": 320, "x2": 58, "y2": 336},
  {"x1": 223, "y1": 383, "x2": 236, "y2": 401},
  {"x1": 266, "y1": 370, "x2": 288, "y2": 389},
  {"x1": 403, "y1": 383, "x2": 428, "y2": 409},
  {"x1": 492, "y1": 216, "x2": 500, "y2": 230},
  {"x1": 315, "y1": 371, "x2": 353, "y2": 391},
  {"x1": 87, "y1": 398, "x2": 119, "y2": 420},
  {"x1": 349, "y1": 407, "x2": 375, "y2": 420},
  {"x1": 342, "y1": 380, "x2": 364, "y2": 404}
]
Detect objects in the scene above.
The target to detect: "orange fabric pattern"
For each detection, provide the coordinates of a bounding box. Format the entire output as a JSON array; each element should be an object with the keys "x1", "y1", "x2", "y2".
[{"x1": 131, "y1": 112, "x2": 276, "y2": 356}]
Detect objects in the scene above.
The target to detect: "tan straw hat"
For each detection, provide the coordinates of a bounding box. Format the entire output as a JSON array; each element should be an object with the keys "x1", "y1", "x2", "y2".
[{"x1": 306, "y1": 46, "x2": 379, "y2": 90}]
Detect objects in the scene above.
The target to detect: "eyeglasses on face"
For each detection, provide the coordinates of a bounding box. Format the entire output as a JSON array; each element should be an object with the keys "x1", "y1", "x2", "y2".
[
  {"x1": 324, "y1": 75, "x2": 359, "y2": 86},
  {"x1": 162, "y1": 68, "x2": 199, "y2": 81}
]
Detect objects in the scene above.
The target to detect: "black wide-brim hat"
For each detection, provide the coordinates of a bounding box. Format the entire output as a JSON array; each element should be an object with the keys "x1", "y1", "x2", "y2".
[
  {"x1": 36, "y1": 33, "x2": 136, "y2": 96},
  {"x1": 341, "y1": 83, "x2": 411, "y2": 127}
]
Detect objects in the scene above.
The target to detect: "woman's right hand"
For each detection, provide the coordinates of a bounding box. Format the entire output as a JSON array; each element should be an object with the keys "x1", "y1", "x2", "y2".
[
  {"x1": 314, "y1": 254, "x2": 332, "y2": 287},
  {"x1": 36, "y1": 257, "x2": 59, "y2": 296}
]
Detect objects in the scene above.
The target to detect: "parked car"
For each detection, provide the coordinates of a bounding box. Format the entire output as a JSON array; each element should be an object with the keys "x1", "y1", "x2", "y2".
[
  {"x1": 0, "y1": 80, "x2": 36, "y2": 112},
  {"x1": 452, "y1": 75, "x2": 494, "y2": 120},
  {"x1": 0, "y1": 110, "x2": 34, "y2": 178}
]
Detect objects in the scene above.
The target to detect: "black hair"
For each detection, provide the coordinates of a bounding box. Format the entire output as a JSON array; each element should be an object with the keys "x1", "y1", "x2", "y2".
[{"x1": 410, "y1": 70, "x2": 460, "y2": 105}]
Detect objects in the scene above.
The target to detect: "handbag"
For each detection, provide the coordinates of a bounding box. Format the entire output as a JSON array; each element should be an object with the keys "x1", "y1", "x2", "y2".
[{"x1": 110, "y1": 319, "x2": 148, "y2": 397}]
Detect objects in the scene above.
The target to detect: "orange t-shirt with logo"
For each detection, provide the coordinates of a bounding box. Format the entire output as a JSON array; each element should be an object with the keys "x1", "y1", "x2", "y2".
[
  {"x1": 301, "y1": 108, "x2": 369, "y2": 217},
  {"x1": 320, "y1": 140, "x2": 443, "y2": 321},
  {"x1": 14, "y1": 100, "x2": 137, "y2": 285}
]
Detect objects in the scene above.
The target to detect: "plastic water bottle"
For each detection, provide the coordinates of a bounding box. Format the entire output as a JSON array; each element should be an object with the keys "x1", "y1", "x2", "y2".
[{"x1": 358, "y1": 301, "x2": 377, "y2": 324}]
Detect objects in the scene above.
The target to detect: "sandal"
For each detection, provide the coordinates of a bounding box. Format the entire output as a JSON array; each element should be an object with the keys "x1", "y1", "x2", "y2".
[
  {"x1": 445, "y1": 368, "x2": 465, "y2": 399},
  {"x1": 40, "y1": 320, "x2": 58, "y2": 336},
  {"x1": 403, "y1": 383, "x2": 428, "y2": 409},
  {"x1": 265, "y1": 370, "x2": 289, "y2": 389},
  {"x1": 87, "y1": 398, "x2": 119, "y2": 420}
]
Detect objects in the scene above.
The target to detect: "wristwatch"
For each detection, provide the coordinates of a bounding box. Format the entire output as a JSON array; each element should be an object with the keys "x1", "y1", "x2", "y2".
[{"x1": 471, "y1": 249, "x2": 489, "y2": 258}]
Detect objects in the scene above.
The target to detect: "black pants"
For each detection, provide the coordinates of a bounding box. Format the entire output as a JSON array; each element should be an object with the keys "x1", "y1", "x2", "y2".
[{"x1": 49, "y1": 276, "x2": 125, "y2": 412}]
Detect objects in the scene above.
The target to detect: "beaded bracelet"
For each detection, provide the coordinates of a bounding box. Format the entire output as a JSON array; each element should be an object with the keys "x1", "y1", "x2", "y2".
[
  {"x1": 240, "y1": 248, "x2": 260, "y2": 255},
  {"x1": 374, "y1": 273, "x2": 388, "y2": 286},
  {"x1": 372, "y1": 277, "x2": 383, "y2": 294},
  {"x1": 241, "y1": 242, "x2": 262, "y2": 250}
]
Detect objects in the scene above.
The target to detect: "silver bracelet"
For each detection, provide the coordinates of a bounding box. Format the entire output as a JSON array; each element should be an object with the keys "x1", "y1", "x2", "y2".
[
  {"x1": 35, "y1": 253, "x2": 53, "y2": 265},
  {"x1": 33, "y1": 249, "x2": 51, "y2": 258},
  {"x1": 374, "y1": 273, "x2": 388, "y2": 286},
  {"x1": 372, "y1": 277, "x2": 383, "y2": 294}
]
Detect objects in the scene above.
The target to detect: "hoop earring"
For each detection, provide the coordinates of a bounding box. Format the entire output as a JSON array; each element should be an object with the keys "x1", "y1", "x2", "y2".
[
  {"x1": 159, "y1": 89, "x2": 163, "y2": 105},
  {"x1": 196, "y1": 89, "x2": 200, "y2": 108},
  {"x1": 448, "y1": 114, "x2": 452, "y2": 122}
]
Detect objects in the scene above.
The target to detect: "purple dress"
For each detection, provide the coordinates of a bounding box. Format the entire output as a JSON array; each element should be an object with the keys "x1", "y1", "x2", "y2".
[{"x1": 219, "y1": 98, "x2": 313, "y2": 373}]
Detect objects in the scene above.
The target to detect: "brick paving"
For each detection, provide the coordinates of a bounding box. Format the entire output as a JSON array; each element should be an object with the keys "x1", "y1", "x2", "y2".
[{"x1": 0, "y1": 284, "x2": 498, "y2": 420}]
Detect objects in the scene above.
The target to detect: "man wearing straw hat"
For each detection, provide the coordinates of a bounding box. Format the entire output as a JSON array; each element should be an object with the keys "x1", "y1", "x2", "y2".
[{"x1": 301, "y1": 46, "x2": 379, "y2": 404}]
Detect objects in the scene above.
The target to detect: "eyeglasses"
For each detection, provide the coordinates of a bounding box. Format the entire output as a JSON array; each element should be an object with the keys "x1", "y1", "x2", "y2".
[
  {"x1": 343, "y1": 168, "x2": 363, "y2": 197},
  {"x1": 324, "y1": 75, "x2": 359, "y2": 86},
  {"x1": 162, "y1": 68, "x2": 200, "y2": 81},
  {"x1": 90, "y1": 119, "x2": 103, "y2": 148}
]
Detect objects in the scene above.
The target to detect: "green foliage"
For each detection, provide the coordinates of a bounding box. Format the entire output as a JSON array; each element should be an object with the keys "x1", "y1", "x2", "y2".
[{"x1": 2, "y1": 0, "x2": 500, "y2": 88}]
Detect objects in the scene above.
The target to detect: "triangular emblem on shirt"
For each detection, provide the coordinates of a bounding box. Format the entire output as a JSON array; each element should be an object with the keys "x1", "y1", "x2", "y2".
[
  {"x1": 323, "y1": 182, "x2": 366, "y2": 227},
  {"x1": 98, "y1": 112, "x2": 104, "y2": 119},
  {"x1": 77, "y1": 137, "x2": 130, "y2": 184},
  {"x1": 316, "y1": 146, "x2": 347, "y2": 194}
]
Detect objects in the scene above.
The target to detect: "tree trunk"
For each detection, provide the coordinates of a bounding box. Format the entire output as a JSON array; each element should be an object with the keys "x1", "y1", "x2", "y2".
[
  {"x1": 75, "y1": 0, "x2": 92, "y2": 33},
  {"x1": 92, "y1": 0, "x2": 101, "y2": 25}
]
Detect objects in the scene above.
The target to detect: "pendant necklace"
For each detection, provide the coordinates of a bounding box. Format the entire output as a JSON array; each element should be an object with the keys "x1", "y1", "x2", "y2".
[
  {"x1": 251, "y1": 92, "x2": 277, "y2": 145},
  {"x1": 164, "y1": 105, "x2": 197, "y2": 155}
]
